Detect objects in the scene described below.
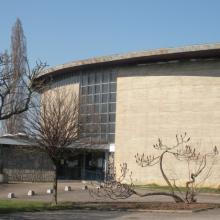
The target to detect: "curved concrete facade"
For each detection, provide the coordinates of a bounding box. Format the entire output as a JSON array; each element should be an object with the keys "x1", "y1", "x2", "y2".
[
  {"x1": 38, "y1": 43, "x2": 220, "y2": 186},
  {"x1": 115, "y1": 59, "x2": 220, "y2": 186}
]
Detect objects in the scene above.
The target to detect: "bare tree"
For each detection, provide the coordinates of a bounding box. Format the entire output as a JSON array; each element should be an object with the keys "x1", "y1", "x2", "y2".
[
  {"x1": 90, "y1": 133, "x2": 218, "y2": 203},
  {"x1": 3, "y1": 18, "x2": 28, "y2": 133},
  {"x1": 24, "y1": 90, "x2": 80, "y2": 204},
  {"x1": 0, "y1": 52, "x2": 45, "y2": 122}
]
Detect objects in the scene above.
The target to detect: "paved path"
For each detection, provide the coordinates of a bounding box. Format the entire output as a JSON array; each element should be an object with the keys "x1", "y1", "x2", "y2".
[
  {"x1": 0, "y1": 181, "x2": 220, "y2": 203},
  {"x1": 1, "y1": 208, "x2": 220, "y2": 220},
  {"x1": 0, "y1": 182, "x2": 220, "y2": 220}
]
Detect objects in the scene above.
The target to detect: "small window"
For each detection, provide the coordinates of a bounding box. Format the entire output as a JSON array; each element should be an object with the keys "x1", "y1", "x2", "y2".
[
  {"x1": 109, "y1": 103, "x2": 116, "y2": 112},
  {"x1": 86, "y1": 115, "x2": 93, "y2": 123},
  {"x1": 86, "y1": 105, "x2": 93, "y2": 114},
  {"x1": 80, "y1": 96, "x2": 87, "y2": 104},
  {"x1": 87, "y1": 95, "x2": 93, "y2": 104},
  {"x1": 101, "y1": 94, "x2": 108, "y2": 103},
  {"x1": 95, "y1": 73, "x2": 101, "y2": 84},
  {"x1": 110, "y1": 72, "x2": 117, "y2": 82},
  {"x1": 110, "y1": 83, "x2": 116, "y2": 92},
  {"x1": 81, "y1": 87, "x2": 87, "y2": 95},
  {"x1": 109, "y1": 134, "x2": 115, "y2": 143},
  {"x1": 101, "y1": 124, "x2": 107, "y2": 133},
  {"x1": 80, "y1": 115, "x2": 87, "y2": 123},
  {"x1": 88, "y1": 86, "x2": 93, "y2": 94},
  {"x1": 93, "y1": 104, "x2": 100, "y2": 113},
  {"x1": 91, "y1": 114, "x2": 99, "y2": 123},
  {"x1": 101, "y1": 114, "x2": 108, "y2": 123},
  {"x1": 109, "y1": 113, "x2": 116, "y2": 122},
  {"x1": 80, "y1": 105, "x2": 87, "y2": 114},
  {"x1": 101, "y1": 134, "x2": 107, "y2": 143},
  {"x1": 94, "y1": 95, "x2": 100, "y2": 103},
  {"x1": 102, "y1": 84, "x2": 108, "y2": 93},
  {"x1": 91, "y1": 134, "x2": 100, "y2": 144},
  {"x1": 102, "y1": 72, "x2": 109, "y2": 83},
  {"x1": 109, "y1": 93, "x2": 116, "y2": 102},
  {"x1": 95, "y1": 124, "x2": 101, "y2": 133},
  {"x1": 95, "y1": 85, "x2": 100, "y2": 93},
  {"x1": 101, "y1": 104, "x2": 108, "y2": 113},
  {"x1": 82, "y1": 74, "x2": 88, "y2": 86},
  {"x1": 88, "y1": 73, "x2": 95, "y2": 84},
  {"x1": 109, "y1": 123, "x2": 115, "y2": 133}
]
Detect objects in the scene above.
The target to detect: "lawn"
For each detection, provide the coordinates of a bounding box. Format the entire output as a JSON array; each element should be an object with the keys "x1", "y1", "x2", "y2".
[
  {"x1": 0, "y1": 200, "x2": 219, "y2": 214},
  {"x1": 0, "y1": 200, "x2": 78, "y2": 213},
  {"x1": 0, "y1": 200, "x2": 52, "y2": 213}
]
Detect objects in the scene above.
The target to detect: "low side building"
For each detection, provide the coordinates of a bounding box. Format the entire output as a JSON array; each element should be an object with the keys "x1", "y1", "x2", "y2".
[
  {"x1": 0, "y1": 134, "x2": 110, "y2": 182},
  {"x1": 0, "y1": 134, "x2": 54, "y2": 182}
]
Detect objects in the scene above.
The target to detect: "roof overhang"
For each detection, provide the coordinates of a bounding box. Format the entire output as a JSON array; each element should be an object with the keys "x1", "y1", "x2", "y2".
[
  {"x1": 38, "y1": 43, "x2": 220, "y2": 79},
  {"x1": 0, "y1": 135, "x2": 110, "y2": 151},
  {"x1": 67, "y1": 142, "x2": 110, "y2": 151},
  {"x1": 0, "y1": 135, "x2": 34, "y2": 146}
]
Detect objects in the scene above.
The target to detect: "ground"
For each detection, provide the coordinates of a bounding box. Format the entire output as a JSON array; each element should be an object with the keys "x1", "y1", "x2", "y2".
[
  {"x1": 0, "y1": 181, "x2": 220, "y2": 203},
  {"x1": 0, "y1": 181, "x2": 220, "y2": 219},
  {"x1": 1, "y1": 209, "x2": 220, "y2": 220}
]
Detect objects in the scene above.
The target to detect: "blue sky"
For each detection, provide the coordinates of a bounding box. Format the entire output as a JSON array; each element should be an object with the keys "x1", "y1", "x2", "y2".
[{"x1": 0, "y1": 0, "x2": 220, "y2": 67}]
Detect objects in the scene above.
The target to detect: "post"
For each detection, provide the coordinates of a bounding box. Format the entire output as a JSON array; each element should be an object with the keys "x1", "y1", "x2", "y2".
[
  {"x1": 81, "y1": 151, "x2": 86, "y2": 179},
  {"x1": 104, "y1": 151, "x2": 109, "y2": 181},
  {"x1": 0, "y1": 144, "x2": 2, "y2": 173},
  {"x1": 52, "y1": 165, "x2": 58, "y2": 204},
  {"x1": 0, "y1": 144, "x2": 4, "y2": 183}
]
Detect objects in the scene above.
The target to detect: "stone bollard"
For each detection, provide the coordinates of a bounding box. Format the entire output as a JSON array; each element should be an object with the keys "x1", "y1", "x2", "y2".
[
  {"x1": 64, "y1": 186, "x2": 71, "y2": 191},
  {"x1": 27, "y1": 190, "x2": 35, "y2": 196},
  {"x1": 0, "y1": 174, "x2": 5, "y2": 183},
  {"x1": 82, "y1": 185, "x2": 88, "y2": 190},
  {"x1": 8, "y1": 193, "x2": 15, "y2": 199},
  {"x1": 46, "y1": 189, "x2": 53, "y2": 194}
]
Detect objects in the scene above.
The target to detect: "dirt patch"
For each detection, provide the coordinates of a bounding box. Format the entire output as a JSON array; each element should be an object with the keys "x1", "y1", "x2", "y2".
[{"x1": 70, "y1": 202, "x2": 220, "y2": 211}]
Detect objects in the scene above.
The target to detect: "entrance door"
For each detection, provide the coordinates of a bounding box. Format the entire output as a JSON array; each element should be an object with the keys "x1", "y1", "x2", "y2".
[
  {"x1": 58, "y1": 154, "x2": 82, "y2": 180},
  {"x1": 57, "y1": 151, "x2": 106, "y2": 180},
  {"x1": 85, "y1": 152, "x2": 105, "y2": 180}
]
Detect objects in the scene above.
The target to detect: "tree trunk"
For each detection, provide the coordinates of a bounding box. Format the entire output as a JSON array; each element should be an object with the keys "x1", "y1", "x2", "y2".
[
  {"x1": 159, "y1": 151, "x2": 185, "y2": 203},
  {"x1": 52, "y1": 165, "x2": 58, "y2": 205},
  {"x1": 133, "y1": 190, "x2": 185, "y2": 203}
]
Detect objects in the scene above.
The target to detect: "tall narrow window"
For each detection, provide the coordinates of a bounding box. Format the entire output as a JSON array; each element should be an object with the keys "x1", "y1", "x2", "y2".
[{"x1": 80, "y1": 70, "x2": 117, "y2": 144}]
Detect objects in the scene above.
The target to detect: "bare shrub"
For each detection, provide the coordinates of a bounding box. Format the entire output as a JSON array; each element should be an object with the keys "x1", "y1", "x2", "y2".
[{"x1": 90, "y1": 133, "x2": 218, "y2": 203}]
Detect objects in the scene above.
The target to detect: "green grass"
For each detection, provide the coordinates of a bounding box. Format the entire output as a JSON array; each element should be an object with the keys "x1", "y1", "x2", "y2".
[
  {"x1": 0, "y1": 200, "x2": 219, "y2": 214},
  {"x1": 0, "y1": 200, "x2": 50, "y2": 213},
  {"x1": 0, "y1": 200, "x2": 76, "y2": 214},
  {"x1": 0, "y1": 199, "x2": 219, "y2": 214},
  {"x1": 135, "y1": 184, "x2": 220, "y2": 194},
  {"x1": 0, "y1": 200, "x2": 112, "y2": 214}
]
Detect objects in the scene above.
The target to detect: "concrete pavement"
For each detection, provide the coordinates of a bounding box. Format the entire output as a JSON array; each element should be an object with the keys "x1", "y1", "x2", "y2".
[
  {"x1": 0, "y1": 182, "x2": 220, "y2": 220},
  {"x1": 0, "y1": 181, "x2": 220, "y2": 203}
]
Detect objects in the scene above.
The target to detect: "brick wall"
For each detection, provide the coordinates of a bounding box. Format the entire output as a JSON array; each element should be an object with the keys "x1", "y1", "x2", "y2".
[{"x1": 2, "y1": 145, "x2": 54, "y2": 182}]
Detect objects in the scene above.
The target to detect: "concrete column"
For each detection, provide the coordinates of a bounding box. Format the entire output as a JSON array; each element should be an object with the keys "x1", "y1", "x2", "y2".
[
  {"x1": 81, "y1": 151, "x2": 86, "y2": 180},
  {"x1": 0, "y1": 145, "x2": 3, "y2": 173},
  {"x1": 104, "y1": 151, "x2": 109, "y2": 180}
]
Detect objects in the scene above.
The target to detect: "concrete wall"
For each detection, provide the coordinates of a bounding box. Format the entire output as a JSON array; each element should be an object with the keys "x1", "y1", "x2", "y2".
[
  {"x1": 42, "y1": 82, "x2": 80, "y2": 102},
  {"x1": 115, "y1": 59, "x2": 220, "y2": 187}
]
